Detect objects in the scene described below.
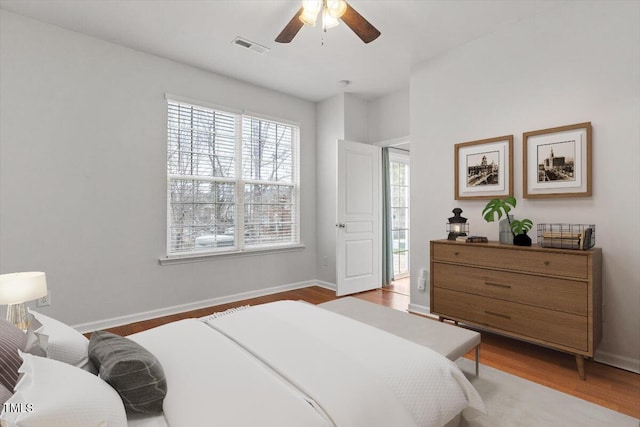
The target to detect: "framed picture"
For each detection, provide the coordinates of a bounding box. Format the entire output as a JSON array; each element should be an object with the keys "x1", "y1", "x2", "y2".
[
  {"x1": 523, "y1": 122, "x2": 592, "y2": 198},
  {"x1": 455, "y1": 135, "x2": 513, "y2": 200}
]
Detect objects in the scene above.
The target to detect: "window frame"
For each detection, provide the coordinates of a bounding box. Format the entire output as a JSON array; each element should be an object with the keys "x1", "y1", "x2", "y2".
[
  {"x1": 164, "y1": 95, "x2": 301, "y2": 260},
  {"x1": 389, "y1": 150, "x2": 410, "y2": 278}
]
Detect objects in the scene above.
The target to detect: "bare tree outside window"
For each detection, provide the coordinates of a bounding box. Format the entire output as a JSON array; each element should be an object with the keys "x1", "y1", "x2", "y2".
[
  {"x1": 242, "y1": 118, "x2": 295, "y2": 246},
  {"x1": 167, "y1": 101, "x2": 298, "y2": 255}
]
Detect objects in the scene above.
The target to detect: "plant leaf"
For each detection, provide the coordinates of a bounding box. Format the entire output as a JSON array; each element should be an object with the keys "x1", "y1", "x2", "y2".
[
  {"x1": 504, "y1": 196, "x2": 517, "y2": 209},
  {"x1": 510, "y1": 218, "x2": 533, "y2": 234},
  {"x1": 482, "y1": 198, "x2": 503, "y2": 222},
  {"x1": 481, "y1": 199, "x2": 498, "y2": 216}
]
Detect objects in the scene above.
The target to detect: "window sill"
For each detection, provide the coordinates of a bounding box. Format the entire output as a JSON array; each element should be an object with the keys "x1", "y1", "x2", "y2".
[{"x1": 159, "y1": 244, "x2": 306, "y2": 266}]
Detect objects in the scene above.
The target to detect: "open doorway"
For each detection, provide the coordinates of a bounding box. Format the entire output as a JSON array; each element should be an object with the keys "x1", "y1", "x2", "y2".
[{"x1": 385, "y1": 147, "x2": 410, "y2": 296}]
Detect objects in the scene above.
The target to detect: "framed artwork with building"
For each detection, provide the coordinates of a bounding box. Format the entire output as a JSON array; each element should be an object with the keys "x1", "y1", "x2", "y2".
[
  {"x1": 455, "y1": 135, "x2": 513, "y2": 200},
  {"x1": 523, "y1": 122, "x2": 592, "y2": 198}
]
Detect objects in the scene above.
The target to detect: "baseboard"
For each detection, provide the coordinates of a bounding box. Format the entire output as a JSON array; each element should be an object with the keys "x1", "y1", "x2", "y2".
[
  {"x1": 73, "y1": 280, "x2": 322, "y2": 333},
  {"x1": 595, "y1": 350, "x2": 640, "y2": 374},
  {"x1": 407, "y1": 303, "x2": 430, "y2": 317},
  {"x1": 314, "y1": 280, "x2": 336, "y2": 291}
]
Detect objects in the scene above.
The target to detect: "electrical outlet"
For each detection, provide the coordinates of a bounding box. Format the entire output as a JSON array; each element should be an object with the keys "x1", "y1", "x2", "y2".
[
  {"x1": 322, "y1": 256, "x2": 328, "y2": 267},
  {"x1": 417, "y1": 268, "x2": 427, "y2": 291},
  {"x1": 36, "y1": 291, "x2": 51, "y2": 307}
]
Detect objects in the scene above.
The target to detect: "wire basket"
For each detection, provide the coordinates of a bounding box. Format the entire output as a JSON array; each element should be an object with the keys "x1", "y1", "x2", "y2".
[{"x1": 537, "y1": 224, "x2": 595, "y2": 250}]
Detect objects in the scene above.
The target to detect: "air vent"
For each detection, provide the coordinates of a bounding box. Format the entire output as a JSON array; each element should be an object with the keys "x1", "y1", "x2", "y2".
[{"x1": 232, "y1": 37, "x2": 270, "y2": 55}]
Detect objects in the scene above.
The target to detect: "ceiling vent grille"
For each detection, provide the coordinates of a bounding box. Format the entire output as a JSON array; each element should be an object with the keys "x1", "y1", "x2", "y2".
[{"x1": 232, "y1": 37, "x2": 270, "y2": 55}]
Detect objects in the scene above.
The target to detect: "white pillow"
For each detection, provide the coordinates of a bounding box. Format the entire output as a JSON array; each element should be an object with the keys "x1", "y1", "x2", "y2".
[
  {"x1": 0, "y1": 352, "x2": 127, "y2": 427},
  {"x1": 25, "y1": 309, "x2": 92, "y2": 371}
]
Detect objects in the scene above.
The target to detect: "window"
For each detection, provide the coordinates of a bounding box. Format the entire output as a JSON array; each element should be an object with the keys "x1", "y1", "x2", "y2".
[
  {"x1": 390, "y1": 153, "x2": 409, "y2": 277},
  {"x1": 166, "y1": 99, "x2": 299, "y2": 256}
]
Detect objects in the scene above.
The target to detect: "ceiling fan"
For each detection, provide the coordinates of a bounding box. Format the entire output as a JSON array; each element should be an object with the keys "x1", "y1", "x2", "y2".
[{"x1": 275, "y1": 0, "x2": 381, "y2": 44}]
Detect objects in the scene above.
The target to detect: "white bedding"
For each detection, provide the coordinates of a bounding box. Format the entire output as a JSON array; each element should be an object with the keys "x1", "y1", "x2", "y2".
[
  {"x1": 127, "y1": 413, "x2": 169, "y2": 427},
  {"x1": 128, "y1": 300, "x2": 484, "y2": 427},
  {"x1": 128, "y1": 319, "x2": 330, "y2": 427}
]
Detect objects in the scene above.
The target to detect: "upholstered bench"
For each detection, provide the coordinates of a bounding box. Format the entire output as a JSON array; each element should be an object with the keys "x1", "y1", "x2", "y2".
[{"x1": 319, "y1": 297, "x2": 481, "y2": 375}]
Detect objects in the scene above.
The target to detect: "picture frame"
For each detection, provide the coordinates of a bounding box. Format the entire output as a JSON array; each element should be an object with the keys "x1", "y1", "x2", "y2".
[
  {"x1": 455, "y1": 135, "x2": 513, "y2": 200},
  {"x1": 523, "y1": 122, "x2": 592, "y2": 198}
]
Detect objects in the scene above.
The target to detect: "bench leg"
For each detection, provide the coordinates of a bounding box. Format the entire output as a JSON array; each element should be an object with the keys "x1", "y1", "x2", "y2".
[{"x1": 475, "y1": 345, "x2": 480, "y2": 376}]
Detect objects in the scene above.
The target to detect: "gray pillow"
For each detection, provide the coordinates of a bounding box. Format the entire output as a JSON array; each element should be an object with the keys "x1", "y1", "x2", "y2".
[
  {"x1": 0, "y1": 383, "x2": 13, "y2": 406},
  {"x1": 88, "y1": 331, "x2": 166, "y2": 414},
  {"x1": 0, "y1": 319, "x2": 27, "y2": 392}
]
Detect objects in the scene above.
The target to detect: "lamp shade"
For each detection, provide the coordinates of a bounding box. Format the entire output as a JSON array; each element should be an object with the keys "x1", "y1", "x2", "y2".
[{"x1": 0, "y1": 272, "x2": 47, "y2": 305}]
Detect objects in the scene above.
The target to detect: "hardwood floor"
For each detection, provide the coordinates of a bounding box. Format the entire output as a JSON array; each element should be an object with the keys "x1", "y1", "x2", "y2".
[
  {"x1": 384, "y1": 276, "x2": 410, "y2": 296},
  {"x1": 105, "y1": 285, "x2": 639, "y2": 419}
]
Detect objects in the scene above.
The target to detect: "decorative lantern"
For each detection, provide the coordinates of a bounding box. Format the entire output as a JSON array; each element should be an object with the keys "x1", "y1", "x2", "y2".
[{"x1": 447, "y1": 208, "x2": 469, "y2": 240}]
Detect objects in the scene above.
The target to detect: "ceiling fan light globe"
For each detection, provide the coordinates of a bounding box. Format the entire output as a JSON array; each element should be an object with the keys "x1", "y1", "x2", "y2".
[
  {"x1": 299, "y1": 9, "x2": 319, "y2": 26},
  {"x1": 327, "y1": 0, "x2": 347, "y2": 18},
  {"x1": 302, "y1": 0, "x2": 321, "y2": 15},
  {"x1": 300, "y1": 0, "x2": 321, "y2": 27},
  {"x1": 322, "y1": 8, "x2": 340, "y2": 30},
  {"x1": 302, "y1": 0, "x2": 321, "y2": 10}
]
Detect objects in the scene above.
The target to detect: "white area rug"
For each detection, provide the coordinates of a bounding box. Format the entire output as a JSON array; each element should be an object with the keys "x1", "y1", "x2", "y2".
[{"x1": 456, "y1": 358, "x2": 638, "y2": 427}]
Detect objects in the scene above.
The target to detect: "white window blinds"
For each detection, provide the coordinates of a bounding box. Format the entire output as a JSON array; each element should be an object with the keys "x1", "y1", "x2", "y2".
[{"x1": 167, "y1": 100, "x2": 299, "y2": 255}]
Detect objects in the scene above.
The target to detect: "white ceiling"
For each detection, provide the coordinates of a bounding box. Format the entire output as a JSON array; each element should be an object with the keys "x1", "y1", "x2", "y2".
[{"x1": 0, "y1": 0, "x2": 569, "y2": 102}]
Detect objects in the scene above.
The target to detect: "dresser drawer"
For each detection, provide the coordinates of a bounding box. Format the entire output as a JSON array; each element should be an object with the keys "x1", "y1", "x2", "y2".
[
  {"x1": 432, "y1": 243, "x2": 588, "y2": 279},
  {"x1": 432, "y1": 263, "x2": 587, "y2": 316},
  {"x1": 433, "y1": 288, "x2": 588, "y2": 352}
]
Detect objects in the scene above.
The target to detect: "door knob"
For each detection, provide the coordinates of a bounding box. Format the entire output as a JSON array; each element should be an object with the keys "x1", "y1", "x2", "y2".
[{"x1": 336, "y1": 223, "x2": 346, "y2": 228}]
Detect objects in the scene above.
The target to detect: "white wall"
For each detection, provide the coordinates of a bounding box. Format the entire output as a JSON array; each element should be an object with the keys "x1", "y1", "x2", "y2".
[
  {"x1": 316, "y1": 92, "x2": 377, "y2": 285},
  {"x1": 368, "y1": 86, "x2": 410, "y2": 143},
  {"x1": 315, "y1": 94, "x2": 345, "y2": 284},
  {"x1": 410, "y1": 1, "x2": 640, "y2": 371},
  {"x1": 344, "y1": 93, "x2": 369, "y2": 143},
  {"x1": 316, "y1": 90, "x2": 409, "y2": 286},
  {"x1": 0, "y1": 10, "x2": 318, "y2": 326}
]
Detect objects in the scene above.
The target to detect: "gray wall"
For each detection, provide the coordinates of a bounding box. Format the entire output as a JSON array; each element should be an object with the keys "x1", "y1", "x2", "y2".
[
  {"x1": 0, "y1": 10, "x2": 318, "y2": 326},
  {"x1": 410, "y1": 1, "x2": 639, "y2": 372}
]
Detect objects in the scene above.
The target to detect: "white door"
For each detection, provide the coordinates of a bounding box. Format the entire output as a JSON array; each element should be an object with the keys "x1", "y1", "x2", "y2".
[{"x1": 336, "y1": 140, "x2": 381, "y2": 296}]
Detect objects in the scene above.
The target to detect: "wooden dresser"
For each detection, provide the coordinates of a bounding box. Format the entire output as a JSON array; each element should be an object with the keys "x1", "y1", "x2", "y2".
[{"x1": 430, "y1": 239, "x2": 602, "y2": 379}]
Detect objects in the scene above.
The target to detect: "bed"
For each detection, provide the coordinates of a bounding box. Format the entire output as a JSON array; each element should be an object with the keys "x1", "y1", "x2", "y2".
[{"x1": 0, "y1": 300, "x2": 484, "y2": 427}]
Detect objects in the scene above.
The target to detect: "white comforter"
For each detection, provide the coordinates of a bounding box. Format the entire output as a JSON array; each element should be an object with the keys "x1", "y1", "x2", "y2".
[
  {"x1": 129, "y1": 319, "x2": 330, "y2": 427},
  {"x1": 130, "y1": 300, "x2": 484, "y2": 427}
]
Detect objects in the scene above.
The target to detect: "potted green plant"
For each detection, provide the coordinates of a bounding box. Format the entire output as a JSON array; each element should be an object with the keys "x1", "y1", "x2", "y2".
[{"x1": 482, "y1": 196, "x2": 533, "y2": 246}]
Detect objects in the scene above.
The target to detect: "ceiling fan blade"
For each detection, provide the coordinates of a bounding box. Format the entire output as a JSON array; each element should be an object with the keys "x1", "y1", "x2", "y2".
[
  {"x1": 341, "y1": 3, "x2": 381, "y2": 44},
  {"x1": 275, "y1": 7, "x2": 304, "y2": 43}
]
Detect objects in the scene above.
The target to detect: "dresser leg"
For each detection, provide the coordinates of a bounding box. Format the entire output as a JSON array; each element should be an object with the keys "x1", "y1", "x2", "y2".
[{"x1": 575, "y1": 355, "x2": 586, "y2": 380}]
